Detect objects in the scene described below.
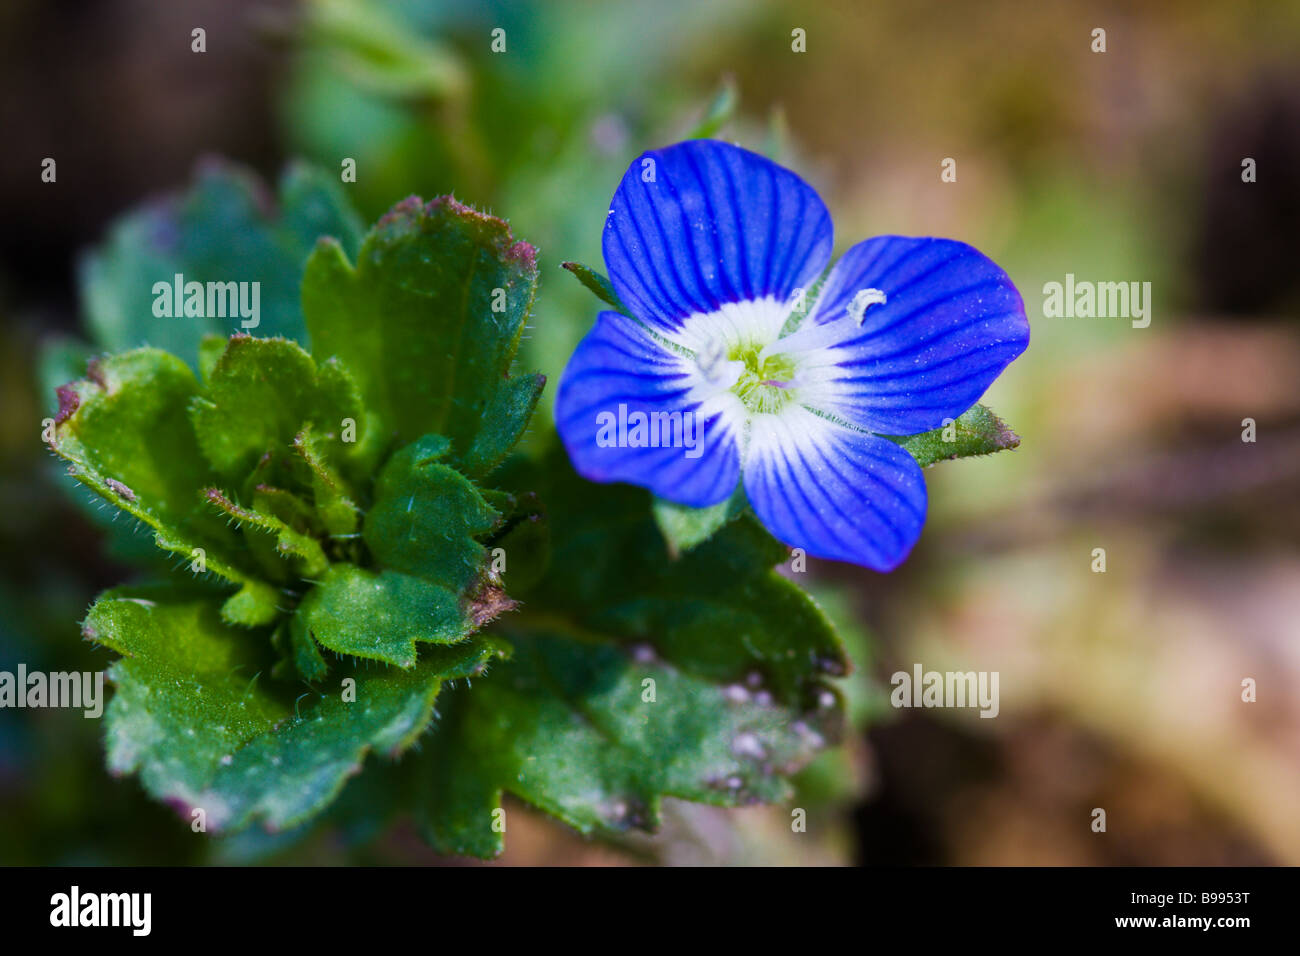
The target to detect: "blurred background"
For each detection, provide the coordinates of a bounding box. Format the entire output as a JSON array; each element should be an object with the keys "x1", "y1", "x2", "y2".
[{"x1": 1, "y1": 0, "x2": 1298, "y2": 865}]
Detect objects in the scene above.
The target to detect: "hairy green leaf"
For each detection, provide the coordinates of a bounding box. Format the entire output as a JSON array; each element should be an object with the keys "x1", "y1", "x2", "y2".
[
  {"x1": 291, "y1": 425, "x2": 362, "y2": 536},
  {"x1": 459, "y1": 372, "x2": 547, "y2": 478},
  {"x1": 415, "y1": 446, "x2": 847, "y2": 856},
  {"x1": 363, "y1": 434, "x2": 501, "y2": 593},
  {"x1": 190, "y1": 336, "x2": 362, "y2": 484},
  {"x1": 56, "y1": 189, "x2": 555, "y2": 847},
  {"x1": 417, "y1": 626, "x2": 841, "y2": 858},
  {"x1": 296, "y1": 564, "x2": 478, "y2": 668},
  {"x1": 598, "y1": 516, "x2": 848, "y2": 703},
  {"x1": 47, "y1": 350, "x2": 273, "y2": 619},
  {"x1": 86, "y1": 587, "x2": 508, "y2": 834},
  {"x1": 302, "y1": 195, "x2": 540, "y2": 462},
  {"x1": 203, "y1": 488, "x2": 329, "y2": 580}
]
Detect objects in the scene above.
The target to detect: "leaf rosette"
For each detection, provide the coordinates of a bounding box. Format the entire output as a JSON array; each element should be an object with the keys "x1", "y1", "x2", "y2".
[
  {"x1": 50, "y1": 161, "x2": 1021, "y2": 857},
  {"x1": 53, "y1": 194, "x2": 539, "y2": 835}
]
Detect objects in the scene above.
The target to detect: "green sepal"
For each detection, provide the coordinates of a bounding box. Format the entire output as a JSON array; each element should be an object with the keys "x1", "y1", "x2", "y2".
[
  {"x1": 652, "y1": 484, "x2": 749, "y2": 556},
  {"x1": 560, "y1": 260, "x2": 632, "y2": 315},
  {"x1": 887, "y1": 403, "x2": 1021, "y2": 468}
]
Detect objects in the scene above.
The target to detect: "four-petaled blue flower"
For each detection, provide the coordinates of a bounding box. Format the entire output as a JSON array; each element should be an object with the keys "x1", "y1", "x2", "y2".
[{"x1": 556, "y1": 139, "x2": 1029, "y2": 571}]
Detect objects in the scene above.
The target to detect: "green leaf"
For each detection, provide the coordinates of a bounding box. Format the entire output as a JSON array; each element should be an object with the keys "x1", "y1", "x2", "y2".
[
  {"x1": 87, "y1": 588, "x2": 284, "y2": 811},
  {"x1": 53, "y1": 350, "x2": 210, "y2": 524},
  {"x1": 57, "y1": 188, "x2": 552, "y2": 843},
  {"x1": 686, "y1": 75, "x2": 738, "y2": 139},
  {"x1": 302, "y1": 0, "x2": 468, "y2": 101},
  {"x1": 190, "y1": 336, "x2": 361, "y2": 483},
  {"x1": 314, "y1": 356, "x2": 387, "y2": 478},
  {"x1": 86, "y1": 587, "x2": 507, "y2": 833},
  {"x1": 197, "y1": 334, "x2": 226, "y2": 384},
  {"x1": 416, "y1": 445, "x2": 848, "y2": 856},
  {"x1": 302, "y1": 195, "x2": 539, "y2": 461},
  {"x1": 363, "y1": 434, "x2": 501, "y2": 593},
  {"x1": 47, "y1": 350, "x2": 270, "y2": 610},
  {"x1": 37, "y1": 336, "x2": 94, "y2": 417},
  {"x1": 219, "y1": 580, "x2": 286, "y2": 628},
  {"x1": 284, "y1": 616, "x2": 330, "y2": 683},
  {"x1": 291, "y1": 425, "x2": 362, "y2": 536},
  {"x1": 652, "y1": 485, "x2": 747, "y2": 555},
  {"x1": 80, "y1": 161, "x2": 363, "y2": 362},
  {"x1": 887, "y1": 403, "x2": 1021, "y2": 468},
  {"x1": 459, "y1": 372, "x2": 547, "y2": 479},
  {"x1": 252, "y1": 484, "x2": 324, "y2": 538},
  {"x1": 560, "y1": 260, "x2": 632, "y2": 315},
  {"x1": 416, "y1": 626, "x2": 842, "y2": 858},
  {"x1": 295, "y1": 565, "x2": 472, "y2": 668},
  {"x1": 202, "y1": 487, "x2": 329, "y2": 580},
  {"x1": 598, "y1": 515, "x2": 848, "y2": 703}
]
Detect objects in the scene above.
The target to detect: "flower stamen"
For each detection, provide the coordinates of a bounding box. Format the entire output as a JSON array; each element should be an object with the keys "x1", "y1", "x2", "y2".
[{"x1": 847, "y1": 287, "x2": 888, "y2": 326}]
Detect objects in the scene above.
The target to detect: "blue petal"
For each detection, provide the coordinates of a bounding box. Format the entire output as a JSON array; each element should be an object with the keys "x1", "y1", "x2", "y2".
[
  {"x1": 555, "y1": 311, "x2": 742, "y2": 507},
  {"x1": 797, "y1": 237, "x2": 1029, "y2": 435},
  {"x1": 603, "y1": 139, "x2": 833, "y2": 331},
  {"x1": 742, "y1": 406, "x2": 927, "y2": 571}
]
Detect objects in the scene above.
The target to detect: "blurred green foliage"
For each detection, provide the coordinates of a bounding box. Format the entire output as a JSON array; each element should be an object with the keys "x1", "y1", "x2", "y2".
[{"x1": 280, "y1": 0, "x2": 761, "y2": 412}]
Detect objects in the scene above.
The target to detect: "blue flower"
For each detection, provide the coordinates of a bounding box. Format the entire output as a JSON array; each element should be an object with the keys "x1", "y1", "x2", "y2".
[{"x1": 555, "y1": 140, "x2": 1029, "y2": 571}]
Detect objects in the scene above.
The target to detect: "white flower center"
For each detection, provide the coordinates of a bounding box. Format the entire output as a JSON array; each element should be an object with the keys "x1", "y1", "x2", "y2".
[{"x1": 662, "y1": 288, "x2": 888, "y2": 420}]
